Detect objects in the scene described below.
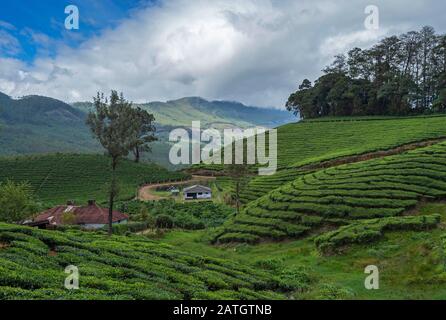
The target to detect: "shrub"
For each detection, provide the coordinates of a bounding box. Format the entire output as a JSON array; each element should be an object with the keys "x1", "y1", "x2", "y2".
[
  {"x1": 110, "y1": 222, "x2": 149, "y2": 235},
  {"x1": 121, "y1": 200, "x2": 233, "y2": 230},
  {"x1": 155, "y1": 215, "x2": 174, "y2": 229},
  {"x1": 315, "y1": 214, "x2": 441, "y2": 254},
  {"x1": 0, "y1": 180, "x2": 40, "y2": 223}
]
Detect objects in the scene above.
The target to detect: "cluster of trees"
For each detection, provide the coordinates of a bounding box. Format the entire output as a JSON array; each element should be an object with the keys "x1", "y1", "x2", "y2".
[
  {"x1": 86, "y1": 91, "x2": 157, "y2": 235},
  {"x1": 287, "y1": 26, "x2": 446, "y2": 119},
  {"x1": 0, "y1": 180, "x2": 39, "y2": 223}
]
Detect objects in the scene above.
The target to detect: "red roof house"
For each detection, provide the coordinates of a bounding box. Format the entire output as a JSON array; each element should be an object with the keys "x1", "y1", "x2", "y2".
[{"x1": 26, "y1": 200, "x2": 129, "y2": 229}]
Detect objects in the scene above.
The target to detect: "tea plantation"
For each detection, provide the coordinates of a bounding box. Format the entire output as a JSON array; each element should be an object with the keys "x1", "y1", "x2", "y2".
[
  {"x1": 0, "y1": 223, "x2": 313, "y2": 299},
  {"x1": 0, "y1": 154, "x2": 189, "y2": 206},
  {"x1": 214, "y1": 141, "x2": 446, "y2": 244},
  {"x1": 200, "y1": 115, "x2": 446, "y2": 204}
]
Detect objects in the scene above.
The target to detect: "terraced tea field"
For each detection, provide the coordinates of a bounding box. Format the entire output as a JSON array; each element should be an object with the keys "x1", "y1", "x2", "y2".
[
  {"x1": 214, "y1": 141, "x2": 446, "y2": 244},
  {"x1": 196, "y1": 115, "x2": 446, "y2": 172},
  {"x1": 0, "y1": 154, "x2": 189, "y2": 206},
  {"x1": 0, "y1": 223, "x2": 305, "y2": 299},
  {"x1": 197, "y1": 116, "x2": 446, "y2": 205}
]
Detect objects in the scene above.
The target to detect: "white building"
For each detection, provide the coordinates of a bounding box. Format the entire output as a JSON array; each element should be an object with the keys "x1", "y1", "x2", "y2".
[{"x1": 183, "y1": 185, "x2": 212, "y2": 200}]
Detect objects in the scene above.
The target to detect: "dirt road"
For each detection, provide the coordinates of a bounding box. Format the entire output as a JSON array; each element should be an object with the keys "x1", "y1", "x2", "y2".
[{"x1": 138, "y1": 175, "x2": 216, "y2": 201}]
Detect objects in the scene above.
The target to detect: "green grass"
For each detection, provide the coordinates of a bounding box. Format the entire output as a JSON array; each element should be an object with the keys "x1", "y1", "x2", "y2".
[
  {"x1": 214, "y1": 141, "x2": 446, "y2": 244},
  {"x1": 160, "y1": 201, "x2": 446, "y2": 299},
  {"x1": 0, "y1": 223, "x2": 307, "y2": 300},
  {"x1": 0, "y1": 154, "x2": 189, "y2": 206}
]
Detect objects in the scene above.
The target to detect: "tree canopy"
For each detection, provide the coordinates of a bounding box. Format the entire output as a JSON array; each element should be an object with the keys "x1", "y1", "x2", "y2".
[
  {"x1": 86, "y1": 91, "x2": 156, "y2": 235},
  {"x1": 287, "y1": 26, "x2": 446, "y2": 119},
  {"x1": 0, "y1": 180, "x2": 39, "y2": 223}
]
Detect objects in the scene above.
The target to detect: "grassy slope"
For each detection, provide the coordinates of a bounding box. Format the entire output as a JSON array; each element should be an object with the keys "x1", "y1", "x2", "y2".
[
  {"x1": 277, "y1": 116, "x2": 446, "y2": 169},
  {"x1": 0, "y1": 154, "x2": 188, "y2": 206},
  {"x1": 236, "y1": 115, "x2": 446, "y2": 203},
  {"x1": 214, "y1": 142, "x2": 446, "y2": 243},
  {"x1": 162, "y1": 202, "x2": 446, "y2": 300},
  {"x1": 0, "y1": 204, "x2": 444, "y2": 299},
  {"x1": 2, "y1": 115, "x2": 446, "y2": 300}
]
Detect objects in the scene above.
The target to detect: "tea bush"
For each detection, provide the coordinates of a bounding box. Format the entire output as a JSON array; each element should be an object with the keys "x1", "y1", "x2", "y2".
[
  {"x1": 214, "y1": 142, "x2": 446, "y2": 244},
  {"x1": 0, "y1": 223, "x2": 302, "y2": 299}
]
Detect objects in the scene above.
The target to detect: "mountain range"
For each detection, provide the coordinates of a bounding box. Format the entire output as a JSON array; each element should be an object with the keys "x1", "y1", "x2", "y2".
[
  {"x1": 73, "y1": 96, "x2": 294, "y2": 129},
  {"x1": 0, "y1": 92, "x2": 295, "y2": 165}
]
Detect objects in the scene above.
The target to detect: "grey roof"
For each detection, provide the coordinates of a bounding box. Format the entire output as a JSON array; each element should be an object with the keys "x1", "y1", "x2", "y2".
[{"x1": 183, "y1": 185, "x2": 212, "y2": 193}]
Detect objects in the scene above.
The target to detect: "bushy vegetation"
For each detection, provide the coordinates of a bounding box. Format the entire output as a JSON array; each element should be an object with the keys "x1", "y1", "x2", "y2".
[
  {"x1": 108, "y1": 222, "x2": 150, "y2": 235},
  {"x1": 214, "y1": 142, "x2": 446, "y2": 244},
  {"x1": 0, "y1": 180, "x2": 40, "y2": 223},
  {"x1": 120, "y1": 200, "x2": 234, "y2": 230},
  {"x1": 315, "y1": 215, "x2": 441, "y2": 254},
  {"x1": 0, "y1": 154, "x2": 189, "y2": 206},
  {"x1": 0, "y1": 223, "x2": 307, "y2": 300}
]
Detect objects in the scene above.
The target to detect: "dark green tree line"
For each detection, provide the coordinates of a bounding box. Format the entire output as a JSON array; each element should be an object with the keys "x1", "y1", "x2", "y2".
[{"x1": 287, "y1": 26, "x2": 446, "y2": 119}]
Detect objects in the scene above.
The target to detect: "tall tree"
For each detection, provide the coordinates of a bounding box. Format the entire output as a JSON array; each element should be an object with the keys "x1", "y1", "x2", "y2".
[
  {"x1": 129, "y1": 107, "x2": 157, "y2": 163},
  {"x1": 226, "y1": 163, "x2": 250, "y2": 215},
  {"x1": 86, "y1": 91, "x2": 136, "y2": 235}
]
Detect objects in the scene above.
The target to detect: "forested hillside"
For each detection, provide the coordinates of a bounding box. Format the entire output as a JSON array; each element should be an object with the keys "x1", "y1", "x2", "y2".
[
  {"x1": 0, "y1": 93, "x2": 98, "y2": 154},
  {"x1": 74, "y1": 97, "x2": 294, "y2": 128}
]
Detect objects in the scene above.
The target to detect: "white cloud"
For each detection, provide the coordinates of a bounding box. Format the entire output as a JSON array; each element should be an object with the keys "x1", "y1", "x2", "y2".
[
  {"x1": 0, "y1": 0, "x2": 445, "y2": 107},
  {"x1": 0, "y1": 30, "x2": 21, "y2": 56}
]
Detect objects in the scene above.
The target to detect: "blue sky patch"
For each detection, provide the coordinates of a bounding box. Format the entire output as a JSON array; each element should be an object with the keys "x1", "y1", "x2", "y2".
[{"x1": 0, "y1": 0, "x2": 155, "y2": 62}]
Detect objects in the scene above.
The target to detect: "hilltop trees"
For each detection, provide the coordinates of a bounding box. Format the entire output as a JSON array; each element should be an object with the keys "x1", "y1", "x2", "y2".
[
  {"x1": 287, "y1": 26, "x2": 446, "y2": 119},
  {"x1": 86, "y1": 91, "x2": 156, "y2": 235}
]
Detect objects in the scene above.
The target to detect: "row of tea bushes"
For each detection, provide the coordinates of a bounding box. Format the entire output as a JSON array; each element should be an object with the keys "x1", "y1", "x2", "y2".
[
  {"x1": 314, "y1": 214, "x2": 441, "y2": 254},
  {"x1": 214, "y1": 142, "x2": 446, "y2": 244},
  {"x1": 0, "y1": 223, "x2": 308, "y2": 299}
]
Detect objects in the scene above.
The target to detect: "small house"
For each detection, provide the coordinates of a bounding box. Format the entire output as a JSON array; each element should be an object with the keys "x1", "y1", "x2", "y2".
[
  {"x1": 24, "y1": 200, "x2": 129, "y2": 230},
  {"x1": 183, "y1": 185, "x2": 212, "y2": 200}
]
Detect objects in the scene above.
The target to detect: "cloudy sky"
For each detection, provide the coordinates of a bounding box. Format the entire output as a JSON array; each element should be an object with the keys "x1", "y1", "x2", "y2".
[{"x1": 0, "y1": 0, "x2": 445, "y2": 108}]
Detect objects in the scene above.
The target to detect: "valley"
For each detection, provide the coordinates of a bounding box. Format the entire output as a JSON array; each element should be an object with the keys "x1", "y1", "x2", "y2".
[{"x1": 1, "y1": 113, "x2": 446, "y2": 299}]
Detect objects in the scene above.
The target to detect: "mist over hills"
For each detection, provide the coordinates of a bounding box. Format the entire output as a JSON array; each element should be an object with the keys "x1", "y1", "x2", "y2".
[
  {"x1": 0, "y1": 92, "x2": 294, "y2": 164},
  {"x1": 73, "y1": 96, "x2": 294, "y2": 129}
]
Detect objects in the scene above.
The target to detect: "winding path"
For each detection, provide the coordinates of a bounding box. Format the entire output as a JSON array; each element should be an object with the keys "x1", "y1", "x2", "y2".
[{"x1": 138, "y1": 175, "x2": 216, "y2": 201}]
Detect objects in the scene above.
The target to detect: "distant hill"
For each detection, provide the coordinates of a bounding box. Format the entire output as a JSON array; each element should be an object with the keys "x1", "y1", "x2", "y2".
[
  {"x1": 0, "y1": 93, "x2": 98, "y2": 155},
  {"x1": 73, "y1": 97, "x2": 294, "y2": 129},
  {"x1": 0, "y1": 92, "x2": 294, "y2": 166},
  {"x1": 0, "y1": 94, "x2": 85, "y2": 124}
]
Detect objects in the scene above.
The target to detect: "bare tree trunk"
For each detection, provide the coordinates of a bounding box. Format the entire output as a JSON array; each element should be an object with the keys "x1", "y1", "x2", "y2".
[
  {"x1": 108, "y1": 187, "x2": 114, "y2": 236},
  {"x1": 135, "y1": 146, "x2": 140, "y2": 163},
  {"x1": 108, "y1": 158, "x2": 118, "y2": 236}
]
